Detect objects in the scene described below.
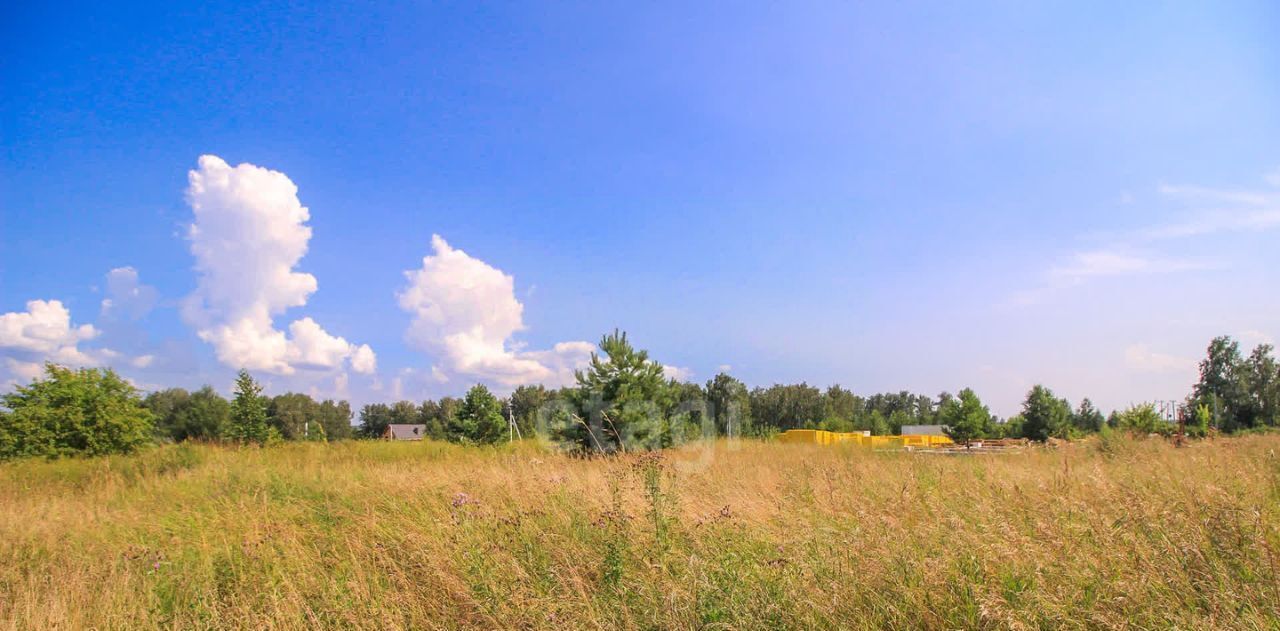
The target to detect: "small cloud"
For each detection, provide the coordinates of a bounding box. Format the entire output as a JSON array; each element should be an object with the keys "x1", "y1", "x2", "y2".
[
  {"x1": 1156, "y1": 183, "x2": 1273, "y2": 207},
  {"x1": 100, "y1": 267, "x2": 158, "y2": 321},
  {"x1": 1049, "y1": 249, "x2": 1214, "y2": 283},
  {"x1": 1124, "y1": 344, "x2": 1196, "y2": 374},
  {"x1": 1140, "y1": 210, "x2": 1280, "y2": 241},
  {"x1": 662, "y1": 364, "x2": 693, "y2": 381},
  {"x1": 716, "y1": 364, "x2": 733, "y2": 374}
]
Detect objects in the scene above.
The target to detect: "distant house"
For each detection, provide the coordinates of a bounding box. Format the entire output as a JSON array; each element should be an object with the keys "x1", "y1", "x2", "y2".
[
  {"x1": 383, "y1": 424, "x2": 427, "y2": 441},
  {"x1": 900, "y1": 424, "x2": 948, "y2": 436}
]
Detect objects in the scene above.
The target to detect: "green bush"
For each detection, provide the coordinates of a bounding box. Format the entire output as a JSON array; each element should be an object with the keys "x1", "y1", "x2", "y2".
[{"x1": 0, "y1": 364, "x2": 153, "y2": 460}]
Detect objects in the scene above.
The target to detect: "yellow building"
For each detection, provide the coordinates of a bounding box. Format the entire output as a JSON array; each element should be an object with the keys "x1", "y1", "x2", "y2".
[{"x1": 776, "y1": 429, "x2": 952, "y2": 448}]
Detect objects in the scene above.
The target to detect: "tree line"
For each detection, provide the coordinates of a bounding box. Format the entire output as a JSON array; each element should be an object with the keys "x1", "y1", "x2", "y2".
[{"x1": 1, "y1": 332, "x2": 1277, "y2": 459}]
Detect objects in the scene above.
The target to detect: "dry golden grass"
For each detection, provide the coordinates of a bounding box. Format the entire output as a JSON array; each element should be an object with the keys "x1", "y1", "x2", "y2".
[{"x1": 2, "y1": 434, "x2": 1279, "y2": 629}]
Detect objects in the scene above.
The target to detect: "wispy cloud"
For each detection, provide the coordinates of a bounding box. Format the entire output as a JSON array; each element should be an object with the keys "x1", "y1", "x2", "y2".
[
  {"x1": 1154, "y1": 184, "x2": 1274, "y2": 207},
  {"x1": 1014, "y1": 169, "x2": 1278, "y2": 305},
  {"x1": 1139, "y1": 209, "x2": 1280, "y2": 240},
  {"x1": 1011, "y1": 248, "x2": 1216, "y2": 306},
  {"x1": 1141, "y1": 178, "x2": 1280, "y2": 240},
  {"x1": 1124, "y1": 344, "x2": 1196, "y2": 374},
  {"x1": 1048, "y1": 250, "x2": 1214, "y2": 282}
]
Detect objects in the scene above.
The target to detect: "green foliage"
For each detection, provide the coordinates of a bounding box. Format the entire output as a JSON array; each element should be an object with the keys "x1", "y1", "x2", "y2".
[
  {"x1": 1114, "y1": 403, "x2": 1167, "y2": 436},
  {"x1": 1001, "y1": 415, "x2": 1025, "y2": 439},
  {"x1": 228, "y1": 370, "x2": 271, "y2": 445},
  {"x1": 452, "y1": 384, "x2": 507, "y2": 445},
  {"x1": 940, "y1": 388, "x2": 992, "y2": 445},
  {"x1": 1191, "y1": 336, "x2": 1250, "y2": 431},
  {"x1": 1243, "y1": 344, "x2": 1279, "y2": 427},
  {"x1": 304, "y1": 416, "x2": 327, "y2": 442},
  {"x1": 173, "y1": 386, "x2": 230, "y2": 441},
  {"x1": 315, "y1": 400, "x2": 354, "y2": 440},
  {"x1": 418, "y1": 398, "x2": 456, "y2": 440},
  {"x1": 572, "y1": 329, "x2": 668, "y2": 451},
  {"x1": 1019, "y1": 385, "x2": 1071, "y2": 442},
  {"x1": 144, "y1": 387, "x2": 191, "y2": 439},
  {"x1": 268, "y1": 393, "x2": 318, "y2": 440},
  {"x1": 1189, "y1": 404, "x2": 1211, "y2": 438},
  {"x1": 357, "y1": 403, "x2": 393, "y2": 438},
  {"x1": 747, "y1": 383, "x2": 824, "y2": 431},
  {"x1": 359, "y1": 400, "x2": 424, "y2": 439},
  {"x1": 706, "y1": 373, "x2": 751, "y2": 437},
  {"x1": 0, "y1": 364, "x2": 153, "y2": 460},
  {"x1": 1185, "y1": 336, "x2": 1280, "y2": 433},
  {"x1": 505, "y1": 385, "x2": 549, "y2": 438},
  {"x1": 821, "y1": 385, "x2": 859, "y2": 431},
  {"x1": 1072, "y1": 398, "x2": 1105, "y2": 434}
]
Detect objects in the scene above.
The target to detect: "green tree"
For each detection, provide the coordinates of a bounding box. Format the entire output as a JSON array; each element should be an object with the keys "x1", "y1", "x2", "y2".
[
  {"x1": 417, "y1": 399, "x2": 449, "y2": 440},
  {"x1": 147, "y1": 386, "x2": 230, "y2": 442},
  {"x1": 390, "y1": 400, "x2": 419, "y2": 426},
  {"x1": 505, "y1": 385, "x2": 550, "y2": 438},
  {"x1": 1243, "y1": 344, "x2": 1279, "y2": 428},
  {"x1": 175, "y1": 386, "x2": 230, "y2": 441},
  {"x1": 268, "y1": 392, "x2": 319, "y2": 440},
  {"x1": 663, "y1": 379, "x2": 709, "y2": 445},
  {"x1": 1191, "y1": 336, "x2": 1248, "y2": 431},
  {"x1": 229, "y1": 369, "x2": 272, "y2": 444},
  {"x1": 822, "y1": 385, "x2": 859, "y2": 430},
  {"x1": 940, "y1": 388, "x2": 991, "y2": 446},
  {"x1": 572, "y1": 329, "x2": 667, "y2": 451},
  {"x1": 1072, "y1": 398, "x2": 1105, "y2": 434},
  {"x1": 453, "y1": 384, "x2": 507, "y2": 444},
  {"x1": 145, "y1": 387, "x2": 191, "y2": 440},
  {"x1": 0, "y1": 364, "x2": 153, "y2": 460},
  {"x1": 705, "y1": 373, "x2": 752, "y2": 437},
  {"x1": 1115, "y1": 403, "x2": 1166, "y2": 435},
  {"x1": 1188, "y1": 403, "x2": 1212, "y2": 438},
  {"x1": 1020, "y1": 385, "x2": 1071, "y2": 442},
  {"x1": 316, "y1": 399, "x2": 353, "y2": 440},
  {"x1": 1002, "y1": 414, "x2": 1025, "y2": 439},
  {"x1": 748, "y1": 383, "x2": 824, "y2": 431},
  {"x1": 868, "y1": 410, "x2": 891, "y2": 436},
  {"x1": 358, "y1": 403, "x2": 393, "y2": 438}
]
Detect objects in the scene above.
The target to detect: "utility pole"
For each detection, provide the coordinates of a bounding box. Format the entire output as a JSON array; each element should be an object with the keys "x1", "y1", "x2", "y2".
[{"x1": 508, "y1": 404, "x2": 522, "y2": 442}]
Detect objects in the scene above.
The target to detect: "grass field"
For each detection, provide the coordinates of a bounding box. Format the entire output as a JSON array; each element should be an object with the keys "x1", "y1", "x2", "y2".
[{"x1": 2, "y1": 435, "x2": 1279, "y2": 629}]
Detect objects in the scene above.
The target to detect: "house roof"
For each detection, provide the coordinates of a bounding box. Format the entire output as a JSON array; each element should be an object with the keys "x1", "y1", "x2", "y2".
[
  {"x1": 900, "y1": 424, "x2": 948, "y2": 436},
  {"x1": 386, "y1": 424, "x2": 426, "y2": 440}
]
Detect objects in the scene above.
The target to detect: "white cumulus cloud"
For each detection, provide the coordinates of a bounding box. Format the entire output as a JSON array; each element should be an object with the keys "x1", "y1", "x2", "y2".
[
  {"x1": 181, "y1": 155, "x2": 375, "y2": 375},
  {"x1": 0, "y1": 299, "x2": 108, "y2": 385},
  {"x1": 0, "y1": 299, "x2": 98, "y2": 358},
  {"x1": 398, "y1": 235, "x2": 592, "y2": 388}
]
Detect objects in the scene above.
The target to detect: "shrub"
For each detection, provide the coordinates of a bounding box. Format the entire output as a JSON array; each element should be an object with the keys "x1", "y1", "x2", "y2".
[{"x1": 0, "y1": 364, "x2": 153, "y2": 460}]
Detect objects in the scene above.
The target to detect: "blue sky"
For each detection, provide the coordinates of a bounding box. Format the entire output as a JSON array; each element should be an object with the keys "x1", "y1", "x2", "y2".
[{"x1": 2, "y1": 1, "x2": 1278, "y2": 415}]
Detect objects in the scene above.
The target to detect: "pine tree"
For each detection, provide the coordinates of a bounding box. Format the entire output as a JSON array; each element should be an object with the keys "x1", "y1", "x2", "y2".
[
  {"x1": 572, "y1": 329, "x2": 667, "y2": 451},
  {"x1": 229, "y1": 369, "x2": 271, "y2": 445}
]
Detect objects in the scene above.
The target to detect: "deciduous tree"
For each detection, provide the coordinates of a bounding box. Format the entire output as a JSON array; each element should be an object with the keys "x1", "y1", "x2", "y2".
[{"x1": 0, "y1": 364, "x2": 153, "y2": 459}]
